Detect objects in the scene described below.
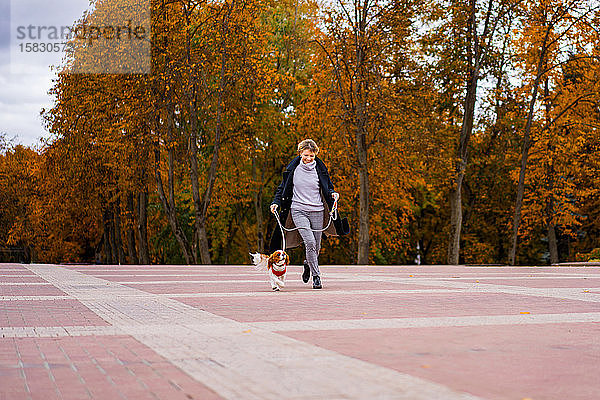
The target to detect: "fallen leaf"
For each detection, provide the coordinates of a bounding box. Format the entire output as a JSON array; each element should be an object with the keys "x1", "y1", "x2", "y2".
[
  {"x1": 243, "y1": 329, "x2": 251, "y2": 333},
  {"x1": 520, "y1": 312, "x2": 530, "y2": 315}
]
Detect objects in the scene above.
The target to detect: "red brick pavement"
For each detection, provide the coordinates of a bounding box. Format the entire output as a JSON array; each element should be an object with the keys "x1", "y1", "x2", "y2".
[
  {"x1": 1, "y1": 263, "x2": 599, "y2": 399},
  {"x1": 123, "y1": 282, "x2": 269, "y2": 294},
  {"x1": 0, "y1": 300, "x2": 110, "y2": 327},
  {"x1": 0, "y1": 336, "x2": 222, "y2": 400},
  {"x1": 178, "y1": 291, "x2": 599, "y2": 322},
  {"x1": 0, "y1": 277, "x2": 48, "y2": 283},
  {"x1": 458, "y1": 278, "x2": 600, "y2": 288},
  {"x1": 282, "y1": 322, "x2": 600, "y2": 400},
  {"x1": 0, "y1": 285, "x2": 67, "y2": 297},
  {"x1": 99, "y1": 274, "x2": 260, "y2": 282}
]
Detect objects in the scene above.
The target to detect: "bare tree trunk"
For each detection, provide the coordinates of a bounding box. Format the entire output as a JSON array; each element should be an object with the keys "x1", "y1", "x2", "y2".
[
  {"x1": 509, "y1": 25, "x2": 551, "y2": 265},
  {"x1": 356, "y1": 130, "x2": 370, "y2": 265},
  {"x1": 108, "y1": 208, "x2": 119, "y2": 265},
  {"x1": 355, "y1": 1, "x2": 370, "y2": 265},
  {"x1": 195, "y1": 1, "x2": 235, "y2": 265},
  {"x1": 103, "y1": 208, "x2": 113, "y2": 264},
  {"x1": 137, "y1": 189, "x2": 150, "y2": 264},
  {"x1": 447, "y1": 0, "x2": 482, "y2": 265},
  {"x1": 448, "y1": 75, "x2": 478, "y2": 265},
  {"x1": 126, "y1": 192, "x2": 138, "y2": 264},
  {"x1": 154, "y1": 146, "x2": 194, "y2": 264},
  {"x1": 183, "y1": 2, "x2": 202, "y2": 265},
  {"x1": 252, "y1": 158, "x2": 265, "y2": 252},
  {"x1": 447, "y1": 0, "x2": 512, "y2": 264},
  {"x1": 509, "y1": 91, "x2": 540, "y2": 265},
  {"x1": 222, "y1": 215, "x2": 237, "y2": 264},
  {"x1": 189, "y1": 129, "x2": 202, "y2": 262},
  {"x1": 113, "y1": 201, "x2": 125, "y2": 264},
  {"x1": 150, "y1": 2, "x2": 194, "y2": 264},
  {"x1": 462, "y1": 7, "x2": 515, "y2": 234},
  {"x1": 541, "y1": 77, "x2": 559, "y2": 265},
  {"x1": 546, "y1": 202, "x2": 559, "y2": 264}
]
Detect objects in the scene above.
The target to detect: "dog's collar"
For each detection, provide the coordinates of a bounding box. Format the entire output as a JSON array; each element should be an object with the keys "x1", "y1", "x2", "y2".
[{"x1": 271, "y1": 266, "x2": 286, "y2": 276}]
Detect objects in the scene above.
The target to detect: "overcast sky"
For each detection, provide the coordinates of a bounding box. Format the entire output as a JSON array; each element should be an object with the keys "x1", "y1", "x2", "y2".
[{"x1": 1, "y1": 0, "x2": 94, "y2": 148}]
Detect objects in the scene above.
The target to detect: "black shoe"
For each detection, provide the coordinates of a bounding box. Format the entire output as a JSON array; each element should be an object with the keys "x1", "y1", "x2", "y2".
[
  {"x1": 302, "y1": 260, "x2": 310, "y2": 283},
  {"x1": 312, "y1": 275, "x2": 322, "y2": 289}
]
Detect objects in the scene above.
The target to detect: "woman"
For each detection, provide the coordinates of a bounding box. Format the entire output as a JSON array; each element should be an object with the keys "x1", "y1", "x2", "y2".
[{"x1": 270, "y1": 139, "x2": 347, "y2": 289}]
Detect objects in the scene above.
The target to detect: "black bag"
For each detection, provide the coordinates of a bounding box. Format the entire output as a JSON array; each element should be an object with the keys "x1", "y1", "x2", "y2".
[{"x1": 334, "y1": 215, "x2": 350, "y2": 236}]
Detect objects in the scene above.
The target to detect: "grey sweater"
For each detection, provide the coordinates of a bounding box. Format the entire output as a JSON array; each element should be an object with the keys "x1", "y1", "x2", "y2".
[{"x1": 291, "y1": 160, "x2": 324, "y2": 212}]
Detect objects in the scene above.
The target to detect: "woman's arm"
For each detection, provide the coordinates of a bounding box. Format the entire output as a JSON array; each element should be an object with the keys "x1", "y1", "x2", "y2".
[
  {"x1": 271, "y1": 157, "x2": 300, "y2": 212},
  {"x1": 271, "y1": 170, "x2": 288, "y2": 209},
  {"x1": 317, "y1": 158, "x2": 336, "y2": 196}
]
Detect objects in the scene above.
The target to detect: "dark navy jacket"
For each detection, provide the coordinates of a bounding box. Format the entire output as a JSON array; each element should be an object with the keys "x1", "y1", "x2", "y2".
[
  {"x1": 271, "y1": 156, "x2": 336, "y2": 213},
  {"x1": 269, "y1": 156, "x2": 346, "y2": 252}
]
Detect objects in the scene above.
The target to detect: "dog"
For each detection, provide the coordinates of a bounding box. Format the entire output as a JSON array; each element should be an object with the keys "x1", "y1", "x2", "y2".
[{"x1": 250, "y1": 250, "x2": 290, "y2": 291}]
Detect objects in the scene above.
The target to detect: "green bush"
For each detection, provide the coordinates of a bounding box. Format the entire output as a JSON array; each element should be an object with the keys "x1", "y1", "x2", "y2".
[{"x1": 575, "y1": 248, "x2": 600, "y2": 262}]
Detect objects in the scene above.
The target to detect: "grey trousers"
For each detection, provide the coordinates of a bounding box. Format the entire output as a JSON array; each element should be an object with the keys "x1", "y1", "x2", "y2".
[{"x1": 291, "y1": 208, "x2": 324, "y2": 277}]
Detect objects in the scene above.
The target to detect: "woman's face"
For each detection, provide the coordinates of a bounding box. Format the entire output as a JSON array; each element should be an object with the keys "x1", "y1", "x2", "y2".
[{"x1": 300, "y1": 149, "x2": 316, "y2": 164}]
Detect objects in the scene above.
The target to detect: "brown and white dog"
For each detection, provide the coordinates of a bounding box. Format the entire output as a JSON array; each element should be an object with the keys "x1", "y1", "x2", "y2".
[{"x1": 250, "y1": 250, "x2": 290, "y2": 291}]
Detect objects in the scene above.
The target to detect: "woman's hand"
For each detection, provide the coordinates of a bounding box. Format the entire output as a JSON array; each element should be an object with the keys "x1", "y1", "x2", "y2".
[
  {"x1": 270, "y1": 204, "x2": 278, "y2": 214},
  {"x1": 332, "y1": 192, "x2": 340, "y2": 201}
]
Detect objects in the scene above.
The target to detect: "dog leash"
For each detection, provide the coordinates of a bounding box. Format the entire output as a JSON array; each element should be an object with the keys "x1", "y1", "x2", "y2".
[{"x1": 273, "y1": 200, "x2": 339, "y2": 250}]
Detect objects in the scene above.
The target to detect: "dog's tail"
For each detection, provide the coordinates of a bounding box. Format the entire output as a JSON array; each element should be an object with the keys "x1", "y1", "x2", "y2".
[{"x1": 249, "y1": 252, "x2": 268, "y2": 271}]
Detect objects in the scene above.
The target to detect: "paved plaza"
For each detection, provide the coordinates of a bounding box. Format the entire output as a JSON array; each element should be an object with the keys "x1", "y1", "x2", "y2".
[{"x1": 0, "y1": 263, "x2": 599, "y2": 399}]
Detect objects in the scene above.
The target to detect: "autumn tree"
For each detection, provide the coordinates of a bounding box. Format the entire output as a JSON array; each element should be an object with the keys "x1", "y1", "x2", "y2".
[
  {"x1": 0, "y1": 143, "x2": 39, "y2": 262},
  {"x1": 155, "y1": 0, "x2": 277, "y2": 264},
  {"x1": 419, "y1": 0, "x2": 519, "y2": 264},
  {"x1": 5, "y1": 0, "x2": 600, "y2": 267},
  {"x1": 509, "y1": 0, "x2": 600, "y2": 264},
  {"x1": 304, "y1": 0, "x2": 425, "y2": 264}
]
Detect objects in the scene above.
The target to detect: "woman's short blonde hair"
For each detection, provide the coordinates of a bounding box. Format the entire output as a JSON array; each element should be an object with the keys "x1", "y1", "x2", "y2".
[{"x1": 297, "y1": 139, "x2": 319, "y2": 154}]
